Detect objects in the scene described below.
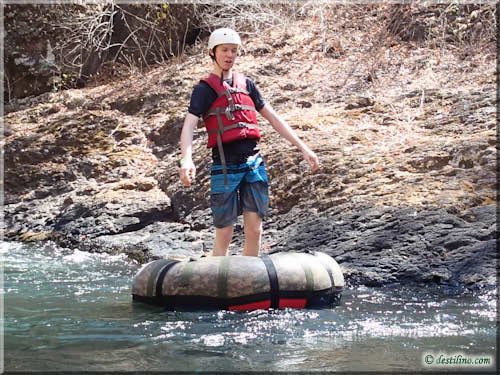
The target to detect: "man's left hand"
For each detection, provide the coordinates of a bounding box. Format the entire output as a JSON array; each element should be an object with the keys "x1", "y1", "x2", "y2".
[{"x1": 302, "y1": 149, "x2": 319, "y2": 172}]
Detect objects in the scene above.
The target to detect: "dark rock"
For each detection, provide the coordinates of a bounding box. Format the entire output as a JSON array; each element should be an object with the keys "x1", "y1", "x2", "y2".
[
  {"x1": 297, "y1": 101, "x2": 312, "y2": 108},
  {"x1": 267, "y1": 204, "x2": 496, "y2": 289},
  {"x1": 85, "y1": 221, "x2": 210, "y2": 262},
  {"x1": 51, "y1": 191, "x2": 173, "y2": 249},
  {"x1": 345, "y1": 96, "x2": 375, "y2": 110}
]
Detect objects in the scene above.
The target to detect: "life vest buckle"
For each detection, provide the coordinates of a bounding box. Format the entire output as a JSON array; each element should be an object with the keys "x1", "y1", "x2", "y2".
[{"x1": 225, "y1": 106, "x2": 235, "y2": 120}]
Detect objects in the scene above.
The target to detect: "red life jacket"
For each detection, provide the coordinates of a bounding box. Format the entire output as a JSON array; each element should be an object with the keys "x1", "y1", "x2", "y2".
[{"x1": 202, "y1": 72, "x2": 261, "y2": 149}]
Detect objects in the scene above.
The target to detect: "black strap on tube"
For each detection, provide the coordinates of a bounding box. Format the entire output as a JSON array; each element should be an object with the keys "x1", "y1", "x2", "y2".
[
  {"x1": 261, "y1": 255, "x2": 280, "y2": 309},
  {"x1": 155, "y1": 260, "x2": 180, "y2": 300}
]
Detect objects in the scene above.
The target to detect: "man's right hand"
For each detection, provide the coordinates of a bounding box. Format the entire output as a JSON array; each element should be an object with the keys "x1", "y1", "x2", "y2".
[{"x1": 179, "y1": 158, "x2": 196, "y2": 187}]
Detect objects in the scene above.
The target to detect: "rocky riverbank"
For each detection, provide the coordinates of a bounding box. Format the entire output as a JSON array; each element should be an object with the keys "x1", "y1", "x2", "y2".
[{"x1": 3, "y1": 11, "x2": 496, "y2": 290}]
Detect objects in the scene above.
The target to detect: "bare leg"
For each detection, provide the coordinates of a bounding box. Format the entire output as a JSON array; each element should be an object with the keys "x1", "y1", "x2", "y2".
[
  {"x1": 212, "y1": 225, "x2": 234, "y2": 256},
  {"x1": 242, "y1": 211, "x2": 262, "y2": 256}
]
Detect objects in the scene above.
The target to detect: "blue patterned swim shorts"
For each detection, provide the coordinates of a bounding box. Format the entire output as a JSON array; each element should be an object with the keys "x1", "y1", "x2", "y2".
[{"x1": 210, "y1": 154, "x2": 269, "y2": 228}]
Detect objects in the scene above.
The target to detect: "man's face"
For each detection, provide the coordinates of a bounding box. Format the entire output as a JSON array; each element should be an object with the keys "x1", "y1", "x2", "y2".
[{"x1": 213, "y1": 43, "x2": 239, "y2": 70}]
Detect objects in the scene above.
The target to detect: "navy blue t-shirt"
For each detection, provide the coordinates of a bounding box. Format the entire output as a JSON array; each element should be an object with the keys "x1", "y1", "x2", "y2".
[{"x1": 188, "y1": 76, "x2": 266, "y2": 164}]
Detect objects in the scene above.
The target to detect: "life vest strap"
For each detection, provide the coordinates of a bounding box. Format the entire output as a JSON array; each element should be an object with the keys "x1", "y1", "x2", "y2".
[
  {"x1": 222, "y1": 90, "x2": 236, "y2": 120},
  {"x1": 206, "y1": 104, "x2": 256, "y2": 119},
  {"x1": 202, "y1": 73, "x2": 259, "y2": 186},
  {"x1": 207, "y1": 122, "x2": 259, "y2": 135},
  {"x1": 216, "y1": 87, "x2": 249, "y2": 97}
]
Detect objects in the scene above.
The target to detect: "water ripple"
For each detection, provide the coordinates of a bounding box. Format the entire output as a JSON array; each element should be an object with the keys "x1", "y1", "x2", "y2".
[{"x1": 2, "y1": 241, "x2": 497, "y2": 372}]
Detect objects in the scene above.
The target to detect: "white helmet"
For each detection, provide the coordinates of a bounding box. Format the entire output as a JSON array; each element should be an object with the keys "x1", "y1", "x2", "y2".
[{"x1": 208, "y1": 28, "x2": 242, "y2": 50}]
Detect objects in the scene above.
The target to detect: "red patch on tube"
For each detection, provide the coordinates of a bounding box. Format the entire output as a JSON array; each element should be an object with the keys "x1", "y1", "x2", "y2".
[
  {"x1": 228, "y1": 300, "x2": 271, "y2": 311},
  {"x1": 278, "y1": 299, "x2": 307, "y2": 309}
]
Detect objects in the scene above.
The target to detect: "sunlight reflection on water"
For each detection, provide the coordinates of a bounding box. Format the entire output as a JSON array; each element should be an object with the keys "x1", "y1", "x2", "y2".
[{"x1": 2, "y1": 241, "x2": 497, "y2": 372}]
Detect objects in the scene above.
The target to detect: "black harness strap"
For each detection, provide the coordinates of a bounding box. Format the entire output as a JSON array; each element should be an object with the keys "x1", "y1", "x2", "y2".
[
  {"x1": 155, "y1": 259, "x2": 180, "y2": 300},
  {"x1": 261, "y1": 255, "x2": 280, "y2": 309},
  {"x1": 213, "y1": 107, "x2": 229, "y2": 186}
]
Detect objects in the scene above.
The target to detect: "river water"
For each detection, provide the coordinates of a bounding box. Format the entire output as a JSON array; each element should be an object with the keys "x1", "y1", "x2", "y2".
[{"x1": 2, "y1": 241, "x2": 497, "y2": 372}]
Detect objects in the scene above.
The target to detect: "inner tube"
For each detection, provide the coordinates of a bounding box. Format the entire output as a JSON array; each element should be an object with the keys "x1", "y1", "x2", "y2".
[{"x1": 132, "y1": 251, "x2": 344, "y2": 311}]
